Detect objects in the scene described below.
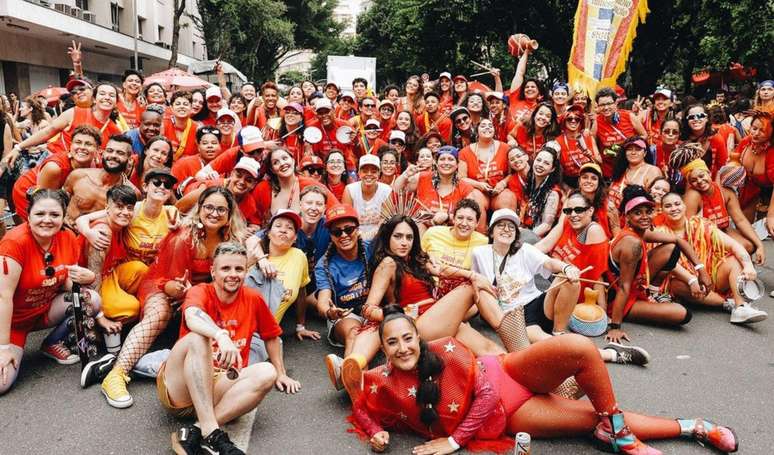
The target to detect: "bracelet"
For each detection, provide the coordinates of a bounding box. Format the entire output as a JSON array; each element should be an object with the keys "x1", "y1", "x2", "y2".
[
  {"x1": 694, "y1": 263, "x2": 705, "y2": 271},
  {"x1": 687, "y1": 277, "x2": 699, "y2": 287},
  {"x1": 447, "y1": 436, "x2": 460, "y2": 451},
  {"x1": 95, "y1": 311, "x2": 104, "y2": 319},
  {"x1": 296, "y1": 324, "x2": 306, "y2": 332},
  {"x1": 607, "y1": 322, "x2": 621, "y2": 330},
  {"x1": 257, "y1": 254, "x2": 269, "y2": 262}
]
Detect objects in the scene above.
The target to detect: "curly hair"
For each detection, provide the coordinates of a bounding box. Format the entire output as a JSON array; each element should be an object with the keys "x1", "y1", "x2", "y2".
[{"x1": 525, "y1": 147, "x2": 561, "y2": 226}]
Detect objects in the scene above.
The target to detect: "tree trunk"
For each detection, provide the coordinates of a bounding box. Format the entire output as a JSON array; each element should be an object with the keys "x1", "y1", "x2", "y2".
[{"x1": 168, "y1": 0, "x2": 186, "y2": 68}]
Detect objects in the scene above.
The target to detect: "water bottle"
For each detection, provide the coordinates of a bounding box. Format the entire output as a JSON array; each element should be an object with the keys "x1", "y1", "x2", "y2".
[{"x1": 515, "y1": 432, "x2": 531, "y2": 454}]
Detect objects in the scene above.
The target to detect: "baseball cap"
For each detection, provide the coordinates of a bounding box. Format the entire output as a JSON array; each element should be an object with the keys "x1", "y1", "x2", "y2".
[
  {"x1": 300, "y1": 155, "x2": 324, "y2": 169},
  {"x1": 436, "y1": 145, "x2": 459, "y2": 159},
  {"x1": 623, "y1": 136, "x2": 648, "y2": 150},
  {"x1": 324, "y1": 82, "x2": 339, "y2": 91},
  {"x1": 653, "y1": 87, "x2": 673, "y2": 99},
  {"x1": 339, "y1": 91, "x2": 355, "y2": 102},
  {"x1": 485, "y1": 91, "x2": 505, "y2": 101},
  {"x1": 269, "y1": 209, "x2": 302, "y2": 231},
  {"x1": 364, "y1": 119, "x2": 381, "y2": 129},
  {"x1": 205, "y1": 86, "x2": 222, "y2": 100},
  {"x1": 359, "y1": 154, "x2": 381, "y2": 169},
  {"x1": 378, "y1": 99, "x2": 395, "y2": 110},
  {"x1": 489, "y1": 208, "x2": 520, "y2": 228},
  {"x1": 325, "y1": 203, "x2": 359, "y2": 228},
  {"x1": 453, "y1": 75, "x2": 468, "y2": 82},
  {"x1": 439, "y1": 72, "x2": 452, "y2": 80},
  {"x1": 238, "y1": 126, "x2": 264, "y2": 153},
  {"x1": 579, "y1": 162, "x2": 603, "y2": 177},
  {"x1": 623, "y1": 196, "x2": 655, "y2": 215},
  {"x1": 389, "y1": 130, "x2": 406, "y2": 143},
  {"x1": 284, "y1": 102, "x2": 304, "y2": 114},
  {"x1": 143, "y1": 167, "x2": 177, "y2": 184},
  {"x1": 216, "y1": 108, "x2": 239, "y2": 122},
  {"x1": 233, "y1": 156, "x2": 261, "y2": 178},
  {"x1": 315, "y1": 98, "x2": 333, "y2": 111},
  {"x1": 66, "y1": 77, "x2": 94, "y2": 92}
]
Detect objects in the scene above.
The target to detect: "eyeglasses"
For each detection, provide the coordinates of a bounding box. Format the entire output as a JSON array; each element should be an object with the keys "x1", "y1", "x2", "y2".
[
  {"x1": 455, "y1": 116, "x2": 470, "y2": 124},
  {"x1": 149, "y1": 178, "x2": 174, "y2": 190},
  {"x1": 303, "y1": 167, "x2": 324, "y2": 175},
  {"x1": 44, "y1": 252, "x2": 55, "y2": 277},
  {"x1": 494, "y1": 222, "x2": 516, "y2": 232},
  {"x1": 566, "y1": 116, "x2": 581, "y2": 123},
  {"x1": 330, "y1": 225, "x2": 357, "y2": 237},
  {"x1": 362, "y1": 103, "x2": 376, "y2": 108},
  {"x1": 597, "y1": 101, "x2": 616, "y2": 107},
  {"x1": 662, "y1": 128, "x2": 679, "y2": 135},
  {"x1": 562, "y1": 206, "x2": 589, "y2": 215},
  {"x1": 686, "y1": 113, "x2": 708, "y2": 121},
  {"x1": 201, "y1": 204, "x2": 228, "y2": 216},
  {"x1": 327, "y1": 159, "x2": 345, "y2": 165}
]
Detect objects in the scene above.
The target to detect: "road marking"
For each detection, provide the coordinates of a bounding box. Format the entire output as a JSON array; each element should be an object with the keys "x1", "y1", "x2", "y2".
[{"x1": 224, "y1": 408, "x2": 257, "y2": 452}]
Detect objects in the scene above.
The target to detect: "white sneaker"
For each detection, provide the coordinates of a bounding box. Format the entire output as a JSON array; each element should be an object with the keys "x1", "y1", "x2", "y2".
[
  {"x1": 324, "y1": 354, "x2": 344, "y2": 391},
  {"x1": 730, "y1": 304, "x2": 768, "y2": 324}
]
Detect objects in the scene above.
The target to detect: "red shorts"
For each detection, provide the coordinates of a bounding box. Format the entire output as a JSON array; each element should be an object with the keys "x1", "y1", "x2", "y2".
[
  {"x1": 480, "y1": 355, "x2": 533, "y2": 415},
  {"x1": 10, "y1": 312, "x2": 52, "y2": 348}
]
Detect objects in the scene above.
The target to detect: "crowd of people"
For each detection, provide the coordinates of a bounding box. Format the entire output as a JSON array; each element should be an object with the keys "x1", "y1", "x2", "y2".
[{"x1": 1, "y1": 43, "x2": 771, "y2": 454}]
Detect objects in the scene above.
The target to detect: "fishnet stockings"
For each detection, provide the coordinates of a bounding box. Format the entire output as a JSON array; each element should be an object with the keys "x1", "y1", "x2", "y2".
[{"x1": 114, "y1": 293, "x2": 172, "y2": 373}]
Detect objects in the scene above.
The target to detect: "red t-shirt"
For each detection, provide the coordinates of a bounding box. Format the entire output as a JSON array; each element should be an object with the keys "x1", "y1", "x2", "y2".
[
  {"x1": 307, "y1": 118, "x2": 356, "y2": 171},
  {"x1": 459, "y1": 141, "x2": 510, "y2": 187},
  {"x1": 415, "y1": 171, "x2": 473, "y2": 213},
  {"x1": 12, "y1": 152, "x2": 74, "y2": 221},
  {"x1": 48, "y1": 107, "x2": 122, "y2": 155},
  {"x1": 415, "y1": 112, "x2": 452, "y2": 144},
  {"x1": 117, "y1": 98, "x2": 144, "y2": 130},
  {"x1": 0, "y1": 224, "x2": 81, "y2": 326},
  {"x1": 163, "y1": 117, "x2": 200, "y2": 160},
  {"x1": 171, "y1": 155, "x2": 205, "y2": 189},
  {"x1": 208, "y1": 146, "x2": 242, "y2": 175},
  {"x1": 184, "y1": 178, "x2": 261, "y2": 225},
  {"x1": 510, "y1": 124, "x2": 545, "y2": 158},
  {"x1": 505, "y1": 93, "x2": 537, "y2": 122},
  {"x1": 181, "y1": 284, "x2": 282, "y2": 366},
  {"x1": 557, "y1": 132, "x2": 597, "y2": 178},
  {"x1": 79, "y1": 221, "x2": 128, "y2": 277},
  {"x1": 595, "y1": 110, "x2": 637, "y2": 177}
]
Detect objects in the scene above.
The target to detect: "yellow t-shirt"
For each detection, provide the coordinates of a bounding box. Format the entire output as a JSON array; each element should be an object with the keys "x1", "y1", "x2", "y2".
[
  {"x1": 125, "y1": 203, "x2": 176, "y2": 265},
  {"x1": 421, "y1": 226, "x2": 488, "y2": 270},
  {"x1": 269, "y1": 247, "x2": 311, "y2": 322}
]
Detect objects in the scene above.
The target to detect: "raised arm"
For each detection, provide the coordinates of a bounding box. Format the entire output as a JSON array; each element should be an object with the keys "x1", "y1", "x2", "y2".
[{"x1": 509, "y1": 51, "x2": 530, "y2": 92}]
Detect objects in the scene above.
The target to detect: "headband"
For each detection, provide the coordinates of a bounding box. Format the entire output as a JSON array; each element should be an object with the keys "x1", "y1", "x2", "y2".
[
  {"x1": 680, "y1": 158, "x2": 710, "y2": 177},
  {"x1": 759, "y1": 80, "x2": 774, "y2": 89}
]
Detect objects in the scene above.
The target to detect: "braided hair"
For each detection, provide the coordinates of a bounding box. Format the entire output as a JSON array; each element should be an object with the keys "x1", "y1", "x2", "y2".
[{"x1": 379, "y1": 304, "x2": 443, "y2": 427}]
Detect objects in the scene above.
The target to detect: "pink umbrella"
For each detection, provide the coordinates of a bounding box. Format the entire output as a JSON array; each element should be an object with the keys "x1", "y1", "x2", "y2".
[
  {"x1": 143, "y1": 68, "x2": 211, "y2": 91},
  {"x1": 35, "y1": 86, "x2": 69, "y2": 106}
]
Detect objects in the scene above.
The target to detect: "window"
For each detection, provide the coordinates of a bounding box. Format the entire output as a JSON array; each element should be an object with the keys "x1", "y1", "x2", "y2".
[
  {"x1": 110, "y1": 4, "x2": 120, "y2": 29},
  {"x1": 76, "y1": 0, "x2": 89, "y2": 10}
]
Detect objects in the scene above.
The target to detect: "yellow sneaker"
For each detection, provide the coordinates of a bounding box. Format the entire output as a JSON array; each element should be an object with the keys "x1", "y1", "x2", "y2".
[{"x1": 101, "y1": 368, "x2": 133, "y2": 408}]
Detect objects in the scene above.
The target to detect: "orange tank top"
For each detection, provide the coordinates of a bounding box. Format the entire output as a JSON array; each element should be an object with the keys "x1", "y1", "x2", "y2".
[{"x1": 701, "y1": 182, "x2": 730, "y2": 230}]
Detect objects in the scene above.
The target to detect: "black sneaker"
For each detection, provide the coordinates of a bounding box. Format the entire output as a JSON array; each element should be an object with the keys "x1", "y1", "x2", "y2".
[
  {"x1": 201, "y1": 429, "x2": 244, "y2": 455},
  {"x1": 80, "y1": 353, "x2": 116, "y2": 388},
  {"x1": 171, "y1": 424, "x2": 202, "y2": 455},
  {"x1": 604, "y1": 342, "x2": 651, "y2": 366}
]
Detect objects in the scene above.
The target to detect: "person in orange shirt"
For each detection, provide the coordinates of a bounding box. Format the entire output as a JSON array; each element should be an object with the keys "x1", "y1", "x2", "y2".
[
  {"x1": 335, "y1": 92, "x2": 358, "y2": 122},
  {"x1": 11, "y1": 125, "x2": 100, "y2": 221},
  {"x1": 487, "y1": 91, "x2": 514, "y2": 143},
  {"x1": 200, "y1": 86, "x2": 223, "y2": 127},
  {"x1": 507, "y1": 102, "x2": 559, "y2": 158},
  {"x1": 163, "y1": 91, "x2": 199, "y2": 160},
  {"x1": 354, "y1": 119, "x2": 386, "y2": 158},
  {"x1": 437, "y1": 72, "x2": 454, "y2": 113},
  {"x1": 0, "y1": 190, "x2": 98, "y2": 393},
  {"x1": 308, "y1": 98, "x2": 356, "y2": 171},
  {"x1": 116, "y1": 70, "x2": 145, "y2": 130},
  {"x1": 377, "y1": 99, "x2": 396, "y2": 141},
  {"x1": 415, "y1": 92, "x2": 452, "y2": 143},
  {"x1": 215, "y1": 109, "x2": 241, "y2": 150},
  {"x1": 247, "y1": 82, "x2": 281, "y2": 135},
  {"x1": 592, "y1": 87, "x2": 647, "y2": 178},
  {"x1": 172, "y1": 126, "x2": 223, "y2": 193}
]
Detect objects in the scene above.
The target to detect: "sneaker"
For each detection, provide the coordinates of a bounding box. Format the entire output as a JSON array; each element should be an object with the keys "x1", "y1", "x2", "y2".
[
  {"x1": 41, "y1": 341, "x2": 79, "y2": 365},
  {"x1": 594, "y1": 412, "x2": 662, "y2": 455},
  {"x1": 133, "y1": 349, "x2": 170, "y2": 379},
  {"x1": 688, "y1": 419, "x2": 739, "y2": 453},
  {"x1": 341, "y1": 354, "x2": 366, "y2": 403},
  {"x1": 730, "y1": 304, "x2": 768, "y2": 324},
  {"x1": 604, "y1": 342, "x2": 651, "y2": 366},
  {"x1": 201, "y1": 428, "x2": 243, "y2": 455},
  {"x1": 324, "y1": 354, "x2": 344, "y2": 391},
  {"x1": 81, "y1": 353, "x2": 116, "y2": 388},
  {"x1": 101, "y1": 367, "x2": 133, "y2": 408},
  {"x1": 171, "y1": 424, "x2": 202, "y2": 455}
]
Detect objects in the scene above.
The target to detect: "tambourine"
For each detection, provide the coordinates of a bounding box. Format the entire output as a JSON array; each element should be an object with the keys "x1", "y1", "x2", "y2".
[
  {"x1": 303, "y1": 126, "x2": 323, "y2": 144},
  {"x1": 335, "y1": 125, "x2": 355, "y2": 144},
  {"x1": 737, "y1": 277, "x2": 765, "y2": 302}
]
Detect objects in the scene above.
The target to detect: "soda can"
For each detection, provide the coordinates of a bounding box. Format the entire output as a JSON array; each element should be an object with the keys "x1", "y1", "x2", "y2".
[{"x1": 515, "y1": 432, "x2": 530, "y2": 454}]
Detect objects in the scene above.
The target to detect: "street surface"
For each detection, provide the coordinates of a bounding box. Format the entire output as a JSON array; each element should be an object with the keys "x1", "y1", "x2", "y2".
[{"x1": 2, "y1": 243, "x2": 773, "y2": 455}]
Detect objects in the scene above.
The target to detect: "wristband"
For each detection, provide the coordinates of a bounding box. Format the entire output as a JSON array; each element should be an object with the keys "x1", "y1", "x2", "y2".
[
  {"x1": 607, "y1": 322, "x2": 621, "y2": 330},
  {"x1": 447, "y1": 436, "x2": 460, "y2": 451},
  {"x1": 214, "y1": 329, "x2": 229, "y2": 340},
  {"x1": 562, "y1": 264, "x2": 572, "y2": 275},
  {"x1": 95, "y1": 311, "x2": 105, "y2": 319},
  {"x1": 687, "y1": 277, "x2": 699, "y2": 287},
  {"x1": 694, "y1": 263, "x2": 705, "y2": 271},
  {"x1": 296, "y1": 324, "x2": 306, "y2": 332}
]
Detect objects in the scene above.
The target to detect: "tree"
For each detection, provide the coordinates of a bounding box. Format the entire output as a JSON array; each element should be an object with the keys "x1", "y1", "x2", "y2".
[
  {"x1": 278, "y1": 70, "x2": 307, "y2": 86},
  {"x1": 168, "y1": 0, "x2": 187, "y2": 68}
]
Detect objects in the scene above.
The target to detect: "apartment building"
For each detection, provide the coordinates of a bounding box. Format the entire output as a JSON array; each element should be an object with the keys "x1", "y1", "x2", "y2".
[{"x1": 0, "y1": 0, "x2": 206, "y2": 96}]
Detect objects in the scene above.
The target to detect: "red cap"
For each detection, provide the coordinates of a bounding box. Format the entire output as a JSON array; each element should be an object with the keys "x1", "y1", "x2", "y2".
[
  {"x1": 300, "y1": 155, "x2": 324, "y2": 169},
  {"x1": 325, "y1": 203, "x2": 359, "y2": 228},
  {"x1": 269, "y1": 209, "x2": 302, "y2": 231}
]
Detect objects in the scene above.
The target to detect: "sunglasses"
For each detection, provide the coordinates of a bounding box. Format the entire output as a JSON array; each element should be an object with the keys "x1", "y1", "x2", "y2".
[
  {"x1": 686, "y1": 113, "x2": 708, "y2": 121},
  {"x1": 362, "y1": 103, "x2": 376, "y2": 108},
  {"x1": 455, "y1": 116, "x2": 470, "y2": 124},
  {"x1": 566, "y1": 116, "x2": 581, "y2": 123},
  {"x1": 562, "y1": 206, "x2": 589, "y2": 215},
  {"x1": 662, "y1": 128, "x2": 679, "y2": 135},
  {"x1": 200, "y1": 127, "x2": 222, "y2": 137},
  {"x1": 149, "y1": 178, "x2": 174, "y2": 189},
  {"x1": 303, "y1": 167, "x2": 324, "y2": 175},
  {"x1": 330, "y1": 225, "x2": 357, "y2": 237},
  {"x1": 44, "y1": 252, "x2": 55, "y2": 278}
]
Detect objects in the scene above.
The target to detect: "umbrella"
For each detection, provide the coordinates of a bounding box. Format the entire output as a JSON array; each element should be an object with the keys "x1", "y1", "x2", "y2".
[
  {"x1": 189, "y1": 60, "x2": 247, "y2": 83},
  {"x1": 143, "y1": 68, "x2": 211, "y2": 91},
  {"x1": 35, "y1": 86, "x2": 69, "y2": 106}
]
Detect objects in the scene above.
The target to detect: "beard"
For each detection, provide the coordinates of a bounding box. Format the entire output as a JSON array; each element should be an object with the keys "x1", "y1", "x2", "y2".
[{"x1": 102, "y1": 157, "x2": 128, "y2": 174}]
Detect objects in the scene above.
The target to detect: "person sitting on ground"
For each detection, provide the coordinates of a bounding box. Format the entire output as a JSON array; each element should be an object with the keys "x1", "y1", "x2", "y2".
[
  {"x1": 521, "y1": 147, "x2": 562, "y2": 237},
  {"x1": 0, "y1": 190, "x2": 99, "y2": 394},
  {"x1": 349, "y1": 305, "x2": 738, "y2": 455},
  {"x1": 342, "y1": 155, "x2": 393, "y2": 241},
  {"x1": 164, "y1": 242, "x2": 285, "y2": 455}
]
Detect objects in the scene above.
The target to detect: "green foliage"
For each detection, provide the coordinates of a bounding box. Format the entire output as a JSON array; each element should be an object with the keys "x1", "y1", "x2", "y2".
[{"x1": 277, "y1": 70, "x2": 307, "y2": 86}]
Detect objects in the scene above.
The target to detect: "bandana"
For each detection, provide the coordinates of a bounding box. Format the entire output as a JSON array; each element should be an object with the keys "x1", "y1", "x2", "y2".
[{"x1": 680, "y1": 158, "x2": 710, "y2": 178}]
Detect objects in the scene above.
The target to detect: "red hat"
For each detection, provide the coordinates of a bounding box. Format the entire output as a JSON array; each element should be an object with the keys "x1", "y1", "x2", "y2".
[
  {"x1": 269, "y1": 209, "x2": 302, "y2": 231},
  {"x1": 300, "y1": 155, "x2": 324, "y2": 169},
  {"x1": 325, "y1": 203, "x2": 359, "y2": 228},
  {"x1": 453, "y1": 75, "x2": 468, "y2": 83}
]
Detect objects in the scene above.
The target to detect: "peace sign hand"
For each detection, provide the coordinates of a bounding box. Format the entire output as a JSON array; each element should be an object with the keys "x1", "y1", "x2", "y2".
[{"x1": 67, "y1": 40, "x2": 82, "y2": 64}]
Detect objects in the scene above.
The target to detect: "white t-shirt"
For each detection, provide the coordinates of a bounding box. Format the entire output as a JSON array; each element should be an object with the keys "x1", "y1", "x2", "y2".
[
  {"x1": 471, "y1": 243, "x2": 552, "y2": 311},
  {"x1": 345, "y1": 181, "x2": 392, "y2": 240}
]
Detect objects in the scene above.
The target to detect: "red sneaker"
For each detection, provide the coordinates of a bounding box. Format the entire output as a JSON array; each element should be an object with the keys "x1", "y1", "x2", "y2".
[{"x1": 41, "y1": 341, "x2": 79, "y2": 365}]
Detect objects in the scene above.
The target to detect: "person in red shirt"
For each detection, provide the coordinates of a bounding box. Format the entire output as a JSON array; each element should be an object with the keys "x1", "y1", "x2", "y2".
[
  {"x1": 556, "y1": 104, "x2": 601, "y2": 188},
  {"x1": 278, "y1": 102, "x2": 309, "y2": 163},
  {"x1": 201, "y1": 86, "x2": 224, "y2": 127},
  {"x1": 322, "y1": 150, "x2": 349, "y2": 202},
  {"x1": 308, "y1": 98, "x2": 356, "y2": 171},
  {"x1": 299, "y1": 154, "x2": 325, "y2": 182},
  {"x1": 334, "y1": 92, "x2": 358, "y2": 121},
  {"x1": 197, "y1": 126, "x2": 271, "y2": 180},
  {"x1": 640, "y1": 87, "x2": 675, "y2": 147},
  {"x1": 0, "y1": 189, "x2": 98, "y2": 393},
  {"x1": 248, "y1": 82, "x2": 281, "y2": 136},
  {"x1": 592, "y1": 87, "x2": 648, "y2": 178},
  {"x1": 354, "y1": 119, "x2": 386, "y2": 158},
  {"x1": 487, "y1": 91, "x2": 514, "y2": 143},
  {"x1": 162, "y1": 242, "x2": 294, "y2": 454},
  {"x1": 680, "y1": 103, "x2": 728, "y2": 178},
  {"x1": 415, "y1": 92, "x2": 452, "y2": 143},
  {"x1": 163, "y1": 91, "x2": 199, "y2": 160},
  {"x1": 172, "y1": 126, "x2": 223, "y2": 193},
  {"x1": 12, "y1": 124, "x2": 100, "y2": 221},
  {"x1": 117, "y1": 70, "x2": 145, "y2": 129},
  {"x1": 215, "y1": 108, "x2": 241, "y2": 150},
  {"x1": 377, "y1": 99, "x2": 396, "y2": 141},
  {"x1": 507, "y1": 102, "x2": 559, "y2": 158}
]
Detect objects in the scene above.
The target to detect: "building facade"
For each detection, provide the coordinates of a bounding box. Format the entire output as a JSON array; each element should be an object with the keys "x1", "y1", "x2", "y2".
[{"x1": 0, "y1": 0, "x2": 206, "y2": 96}]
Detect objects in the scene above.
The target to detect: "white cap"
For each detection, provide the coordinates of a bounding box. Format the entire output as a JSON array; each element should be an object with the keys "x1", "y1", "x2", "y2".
[
  {"x1": 314, "y1": 98, "x2": 333, "y2": 111},
  {"x1": 205, "y1": 86, "x2": 222, "y2": 100},
  {"x1": 358, "y1": 154, "x2": 381, "y2": 169},
  {"x1": 216, "y1": 108, "x2": 238, "y2": 122},
  {"x1": 238, "y1": 126, "x2": 264, "y2": 152},
  {"x1": 654, "y1": 87, "x2": 673, "y2": 99},
  {"x1": 485, "y1": 91, "x2": 505, "y2": 101},
  {"x1": 340, "y1": 91, "x2": 356, "y2": 101},
  {"x1": 234, "y1": 156, "x2": 261, "y2": 178},
  {"x1": 389, "y1": 130, "x2": 406, "y2": 142},
  {"x1": 489, "y1": 208, "x2": 520, "y2": 228},
  {"x1": 439, "y1": 72, "x2": 452, "y2": 80},
  {"x1": 365, "y1": 119, "x2": 381, "y2": 129}
]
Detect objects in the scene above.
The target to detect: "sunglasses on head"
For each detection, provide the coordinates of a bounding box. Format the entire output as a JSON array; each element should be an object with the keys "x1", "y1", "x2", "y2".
[
  {"x1": 200, "y1": 127, "x2": 222, "y2": 137},
  {"x1": 149, "y1": 178, "x2": 174, "y2": 189},
  {"x1": 562, "y1": 206, "x2": 589, "y2": 215},
  {"x1": 330, "y1": 225, "x2": 357, "y2": 237},
  {"x1": 686, "y1": 113, "x2": 707, "y2": 121},
  {"x1": 44, "y1": 252, "x2": 55, "y2": 277}
]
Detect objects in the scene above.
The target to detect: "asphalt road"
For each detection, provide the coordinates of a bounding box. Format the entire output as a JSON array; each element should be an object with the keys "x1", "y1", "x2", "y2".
[{"x1": 2, "y1": 245, "x2": 773, "y2": 455}]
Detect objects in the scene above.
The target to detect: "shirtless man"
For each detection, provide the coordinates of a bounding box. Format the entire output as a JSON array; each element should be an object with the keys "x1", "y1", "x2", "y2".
[{"x1": 63, "y1": 134, "x2": 136, "y2": 228}]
